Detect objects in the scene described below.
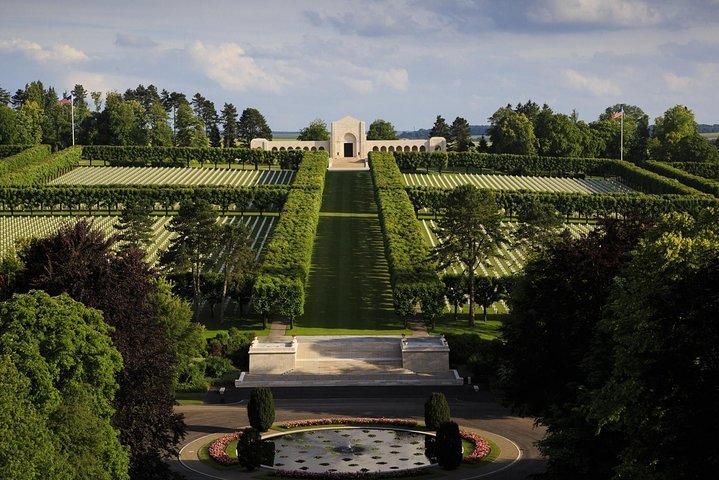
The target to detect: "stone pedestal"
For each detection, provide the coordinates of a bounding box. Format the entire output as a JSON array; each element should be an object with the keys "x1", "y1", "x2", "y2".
[
  {"x1": 248, "y1": 336, "x2": 298, "y2": 374},
  {"x1": 400, "y1": 335, "x2": 450, "y2": 373}
]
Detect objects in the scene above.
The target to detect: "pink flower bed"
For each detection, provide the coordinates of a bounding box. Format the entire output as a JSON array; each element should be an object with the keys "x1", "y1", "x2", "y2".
[
  {"x1": 270, "y1": 467, "x2": 429, "y2": 479},
  {"x1": 208, "y1": 431, "x2": 242, "y2": 466},
  {"x1": 459, "y1": 430, "x2": 491, "y2": 463}
]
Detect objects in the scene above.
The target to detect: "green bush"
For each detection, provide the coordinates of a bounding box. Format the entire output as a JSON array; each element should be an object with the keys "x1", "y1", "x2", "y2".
[
  {"x1": 669, "y1": 162, "x2": 719, "y2": 180},
  {"x1": 0, "y1": 144, "x2": 51, "y2": 178},
  {"x1": 175, "y1": 362, "x2": 208, "y2": 393},
  {"x1": 205, "y1": 328, "x2": 254, "y2": 369},
  {"x1": 237, "y1": 427, "x2": 263, "y2": 471},
  {"x1": 204, "y1": 355, "x2": 232, "y2": 378},
  {"x1": 0, "y1": 145, "x2": 33, "y2": 158},
  {"x1": 436, "y1": 421, "x2": 463, "y2": 470},
  {"x1": 424, "y1": 392, "x2": 451, "y2": 431},
  {"x1": 247, "y1": 387, "x2": 275, "y2": 432},
  {"x1": 642, "y1": 161, "x2": 719, "y2": 197}
]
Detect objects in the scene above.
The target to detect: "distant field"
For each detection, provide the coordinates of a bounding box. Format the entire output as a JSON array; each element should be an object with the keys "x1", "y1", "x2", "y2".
[
  {"x1": 402, "y1": 172, "x2": 633, "y2": 194},
  {"x1": 0, "y1": 215, "x2": 275, "y2": 267},
  {"x1": 51, "y1": 166, "x2": 295, "y2": 186},
  {"x1": 700, "y1": 132, "x2": 719, "y2": 141}
]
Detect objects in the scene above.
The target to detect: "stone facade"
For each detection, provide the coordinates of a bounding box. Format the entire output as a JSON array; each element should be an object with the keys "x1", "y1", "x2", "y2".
[{"x1": 250, "y1": 116, "x2": 446, "y2": 166}]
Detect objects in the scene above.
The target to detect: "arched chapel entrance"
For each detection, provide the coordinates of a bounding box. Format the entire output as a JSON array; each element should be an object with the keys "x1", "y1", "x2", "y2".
[{"x1": 343, "y1": 133, "x2": 356, "y2": 158}]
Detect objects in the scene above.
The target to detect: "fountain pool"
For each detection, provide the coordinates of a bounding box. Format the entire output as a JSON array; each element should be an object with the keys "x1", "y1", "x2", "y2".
[{"x1": 263, "y1": 427, "x2": 435, "y2": 474}]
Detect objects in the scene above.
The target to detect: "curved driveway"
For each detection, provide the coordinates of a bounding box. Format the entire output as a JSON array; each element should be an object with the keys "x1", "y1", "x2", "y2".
[{"x1": 169, "y1": 387, "x2": 545, "y2": 480}]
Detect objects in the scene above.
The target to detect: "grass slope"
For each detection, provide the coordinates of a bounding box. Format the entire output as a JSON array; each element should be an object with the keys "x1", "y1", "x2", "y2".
[{"x1": 296, "y1": 172, "x2": 406, "y2": 334}]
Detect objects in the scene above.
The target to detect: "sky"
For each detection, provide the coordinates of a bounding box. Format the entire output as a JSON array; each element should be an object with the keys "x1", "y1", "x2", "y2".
[{"x1": 1, "y1": 0, "x2": 718, "y2": 131}]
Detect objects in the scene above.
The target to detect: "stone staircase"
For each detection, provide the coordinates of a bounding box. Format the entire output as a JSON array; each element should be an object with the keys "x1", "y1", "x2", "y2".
[{"x1": 236, "y1": 336, "x2": 463, "y2": 388}]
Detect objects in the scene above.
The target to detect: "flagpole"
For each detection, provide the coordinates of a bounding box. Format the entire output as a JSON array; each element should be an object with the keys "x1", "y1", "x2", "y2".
[
  {"x1": 71, "y1": 94, "x2": 75, "y2": 146},
  {"x1": 620, "y1": 107, "x2": 623, "y2": 161}
]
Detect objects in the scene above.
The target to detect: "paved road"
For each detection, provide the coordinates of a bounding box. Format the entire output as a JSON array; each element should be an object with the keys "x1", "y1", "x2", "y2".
[{"x1": 170, "y1": 385, "x2": 546, "y2": 480}]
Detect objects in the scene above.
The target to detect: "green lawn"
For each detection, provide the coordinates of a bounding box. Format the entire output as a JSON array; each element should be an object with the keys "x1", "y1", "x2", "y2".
[
  {"x1": 295, "y1": 172, "x2": 408, "y2": 334},
  {"x1": 432, "y1": 312, "x2": 504, "y2": 339}
]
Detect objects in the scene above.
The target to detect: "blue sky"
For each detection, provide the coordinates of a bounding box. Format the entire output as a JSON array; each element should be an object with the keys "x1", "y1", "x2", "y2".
[{"x1": 1, "y1": 0, "x2": 718, "y2": 130}]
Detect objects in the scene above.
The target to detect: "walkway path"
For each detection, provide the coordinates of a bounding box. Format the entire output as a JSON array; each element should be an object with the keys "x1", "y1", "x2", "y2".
[{"x1": 299, "y1": 172, "x2": 401, "y2": 332}]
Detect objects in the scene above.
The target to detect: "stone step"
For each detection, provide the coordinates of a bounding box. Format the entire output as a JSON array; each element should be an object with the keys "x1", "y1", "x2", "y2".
[
  {"x1": 293, "y1": 359, "x2": 405, "y2": 375},
  {"x1": 235, "y1": 370, "x2": 463, "y2": 388}
]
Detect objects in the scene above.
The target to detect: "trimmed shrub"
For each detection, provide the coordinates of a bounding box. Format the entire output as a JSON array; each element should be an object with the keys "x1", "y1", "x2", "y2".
[
  {"x1": 203, "y1": 355, "x2": 232, "y2": 378},
  {"x1": 247, "y1": 387, "x2": 275, "y2": 432},
  {"x1": 236, "y1": 427, "x2": 263, "y2": 471},
  {"x1": 436, "y1": 422, "x2": 463, "y2": 470},
  {"x1": 424, "y1": 392, "x2": 451, "y2": 431},
  {"x1": 643, "y1": 161, "x2": 719, "y2": 197}
]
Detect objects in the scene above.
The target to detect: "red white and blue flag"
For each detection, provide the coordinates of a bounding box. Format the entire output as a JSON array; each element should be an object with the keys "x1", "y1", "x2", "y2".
[
  {"x1": 611, "y1": 110, "x2": 623, "y2": 119},
  {"x1": 59, "y1": 94, "x2": 72, "y2": 107}
]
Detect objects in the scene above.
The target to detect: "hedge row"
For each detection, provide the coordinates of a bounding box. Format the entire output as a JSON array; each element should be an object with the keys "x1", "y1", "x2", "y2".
[
  {"x1": 668, "y1": 162, "x2": 719, "y2": 180},
  {"x1": 406, "y1": 187, "x2": 719, "y2": 220},
  {"x1": 0, "y1": 184, "x2": 289, "y2": 215},
  {"x1": 369, "y1": 152, "x2": 444, "y2": 323},
  {"x1": 1, "y1": 146, "x2": 82, "y2": 186},
  {"x1": 0, "y1": 145, "x2": 52, "y2": 178},
  {"x1": 642, "y1": 161, "x2": 719, "y2": 197},
  {"x1": 0, "y1": 145, "x2": 33, "y2": 158},
  {"x1": 81, "y1": 145, "x2": 304, "y2": 169},
  {"x1": 392, "y1": 151, "x2": 702, "y2": 195},
  {"x1": 251, "y1": 151, "x2": 328, "y2": 328}
]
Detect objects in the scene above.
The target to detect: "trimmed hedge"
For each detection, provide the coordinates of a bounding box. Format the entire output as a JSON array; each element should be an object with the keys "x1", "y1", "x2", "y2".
[
  {"x1": 393, "y1": 151, "x2": 702, "y2": 195},
  {"x1": 405, "y1": 186, "x2": 719, "y2": 219},
  {"x1": 82, "y1": 145, "x2": 304, "y2": 169},
  {"x1": 0, "y1": 144, "x2": 52, "y2": 178},
  {"x1": 251, "y1": 151, "x2": 328, "y2": 328},
  {"x1": 369, "y1": 152, "x2": 444, "y2": 322},
  {"x1": 642, "y1": 161, "x2": 719, "y2": 197},
  {"x1": 0, "y1": 145, "x2": 81, "y2": 186},
  {"x1": 247, "y1": 387, "x2": 275, "y2": 432},
  {"x1": 0, "y1": 145, "x2": 33, "y2": 158},
  {"x1": 0, "y1": 184, "x2": 288, "y2": 215},
  {"x1": 669, "y1": 162, "x2": 719, "y2": 180}
]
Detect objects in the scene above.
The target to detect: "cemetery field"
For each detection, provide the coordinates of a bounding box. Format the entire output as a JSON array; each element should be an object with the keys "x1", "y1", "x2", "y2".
[
  {"x1": 402, "y1": 171, "x2": 633, "y2": 194},
  {"x1": 0, "y1": 214, "x2": 276, "y2": 267},
  {"x1": 50, "y1": 166, "x2": 295, "y2": 186},
  {"x1": 420, "y1": 218, "x2": 594, "y2": 278}
]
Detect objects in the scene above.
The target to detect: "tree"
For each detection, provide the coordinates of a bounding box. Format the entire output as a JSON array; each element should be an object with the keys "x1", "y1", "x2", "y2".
[
  {"x1": 237, "y1": 428, "x2": 264, "y2": 471},
  {"x1": 15, "y1": 221, "x2": 185, "y2": 478},
  {"x1": 500, "y1": 218, "x2": 647, "y2": 479},
  {"x1": 0, "y1": 291, "x2": 129, "y2": 480},
  {"x1": 424, "y1": 392, "x2": 451, "y2": 431},
  {"x1": 297, "y1": 118, "x2": 329, "y2": 141},
  {"x1": 433, "y1": 186, "x2": 505, "y2": 326},
  {"x1": 220, "y1": 103, "x2": 239, "y2": 148},
  {"x1": 651, "y1": 105, "x2": 698, "y2": 160},
  {"x1": 429, "y1": 115, "x2": 450, "y2": 139},
  {"x1": 14, "y1": 100, "x2": 44, "y2": 144},
  {"x1": 218, "y1": 221, "x2": 256, "y2": 323},
  {"x1": 514, "y1": 200, "x2": 564, "y2": 252},
  {"x1": 175, "y1": 101, "x2": 208, "y2": 147},
  {"x1": 436, "y1": 422, "x2": 463, "y2": 470},
  {"x1": 161, "y1": 199, "x2": 219, "y2": 321},
  {"x1": 473, "y1": 276, "x2": 506, "y2": 322},
  {"x1": 149, "y1": 277, "x2": 205, "y2": 389},
  {"x1": 442, "y1": 274, "x2": 466, "y2": 321},
  {"x1": 589, "y1": 210, "x2": 719, "y2": 480},
  {"x1": 488, "y1": 106, "x2": 536, "y2": 155},
  {"x1": 0, "y1": 86, "x2": 10, "y2": 105},
  {"x1": 247, "y1": 387, "x2": 275, "y2": 432},
  {"x1": 366, "y1": 119, "x2": 398, "y2": 140},
  {"x1": 114, "y1": 199, "x2": 154, "y2": 249},
  {"x1": 147, "y1": 102, "x2": 173, "y2": 147},
  {"x1": 238, "y1": 107, "x2": 272, "y2": 145},
  {"x1": 0, "y1": 104, "x2": 18, "y2": 144},
  {"x1": 449, "y1": 116, "x2": 472, "y2": 152}
]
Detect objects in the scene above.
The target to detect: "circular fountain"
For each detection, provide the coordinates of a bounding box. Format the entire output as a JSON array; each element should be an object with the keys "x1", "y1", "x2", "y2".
[{"x1": 264, "y1": 427, "x2": 435, "y2": 474}]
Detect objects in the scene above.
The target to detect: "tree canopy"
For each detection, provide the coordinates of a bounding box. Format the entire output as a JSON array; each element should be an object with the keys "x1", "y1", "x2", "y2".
[
  {"x1": 366, "y1": 119, "x2": 398, "y2": 140},
  {"x1": 297, "y1": 118, "x2": 329, "y2": 141},
  {"x1": 238, "y1": 107, "x2": 272, "y2": 145}
]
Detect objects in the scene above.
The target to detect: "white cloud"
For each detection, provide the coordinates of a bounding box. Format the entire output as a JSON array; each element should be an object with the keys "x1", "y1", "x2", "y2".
[
  {"x1": 188, "y1": 41, "x2": 285, "y2": 93},
  {"x1": 528, "y1": 0, "x2": 662, "y2": 27},
  {"x1": 0, "y1": 38, "x2": 88, "y2": 62},
  {"x1": 115, "y1": 33, "x2": 158, "y2": 49},
  {"x1": 562, "y1": 69, "x2": 621, "y2": 96}
]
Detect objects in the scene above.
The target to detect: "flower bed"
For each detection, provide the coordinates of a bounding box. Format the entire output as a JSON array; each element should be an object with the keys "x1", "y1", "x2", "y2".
[
  {"x1": 269, "y1": 467, "x2": 430, "y2": 479},
  {"x1": 460, "y1": 430, "x2": 491, "y2": 463},
  {"x1": 208, "y1": 431, "x2": 243, "y2": 466},
  {"x1": 207, "y1": 417, "x2": 492, "y2": 470}
]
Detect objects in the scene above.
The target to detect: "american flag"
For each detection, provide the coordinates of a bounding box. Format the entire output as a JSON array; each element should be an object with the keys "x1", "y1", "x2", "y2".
[
  {"x1": 611, "y1": 110, "x2": 623, "y2": 119},
  {"x1": 59, "y1": 94, "x2": 72, "y2": 107}
]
